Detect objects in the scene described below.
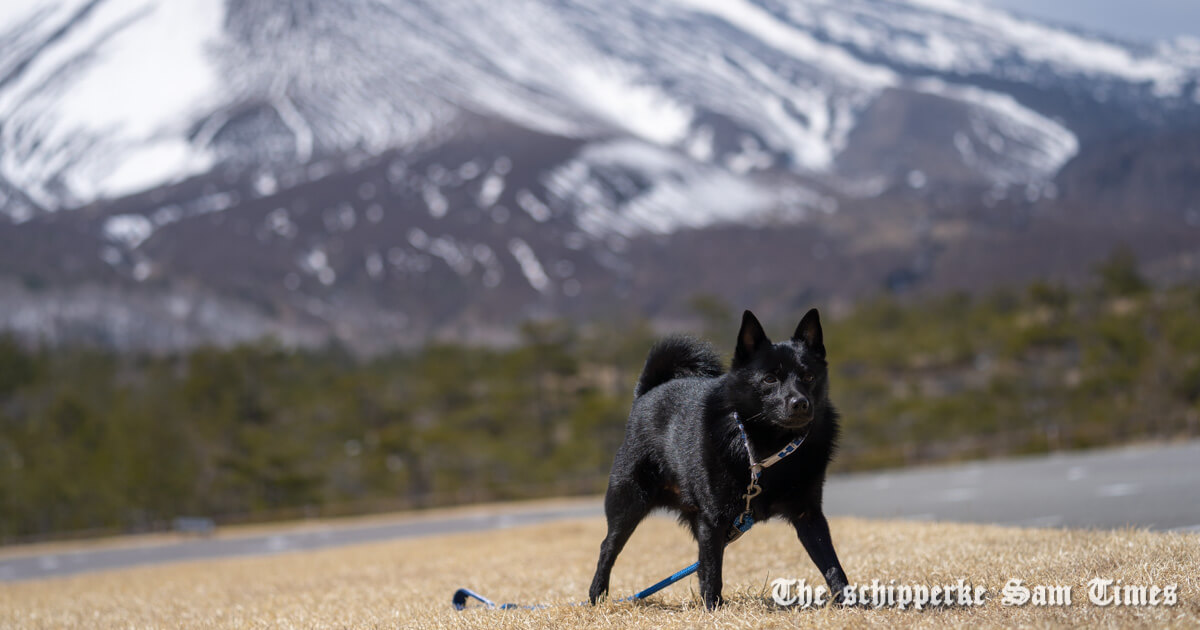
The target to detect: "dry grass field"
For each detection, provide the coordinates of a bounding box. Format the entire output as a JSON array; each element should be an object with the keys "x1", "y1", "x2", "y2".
[{"x1": 2, "y1": 514, "x2": 1198, "y2": 629}]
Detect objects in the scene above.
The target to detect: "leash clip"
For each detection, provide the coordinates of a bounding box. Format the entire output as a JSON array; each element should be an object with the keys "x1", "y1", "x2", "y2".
[
  {"x1": 734, "y1": 412, "x2": 808, "y2": 523},
  {"x1": 742, "y1": 482, "x2": 761, "y2": 513}
]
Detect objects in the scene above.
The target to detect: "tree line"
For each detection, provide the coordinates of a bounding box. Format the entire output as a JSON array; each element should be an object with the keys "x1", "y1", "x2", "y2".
[{"x1": 1, "y1": 249, "x2": 1197, "y2": 542}]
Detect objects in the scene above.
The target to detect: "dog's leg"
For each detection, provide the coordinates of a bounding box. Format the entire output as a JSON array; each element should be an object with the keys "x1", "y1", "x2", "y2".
[
  {"x1": 792, "y1": 511, "x2": 849, "y2": 602},
  {"x1": 588, "y1": 480, "x2": 650, "y2": 603},
  {"x1": 695, "y1": 518, "x2": 727, "y2": 609}
]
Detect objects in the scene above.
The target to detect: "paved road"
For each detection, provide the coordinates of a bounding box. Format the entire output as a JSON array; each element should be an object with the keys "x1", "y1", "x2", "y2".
[
  {"x1": 0, "y1": 502, "x2": 604, "y2": 583},
  {"x1": 2, "y1": 441, "x2": 1198, "y2": 582},
  {"x1": 822, "y1": 440, "x2": 1200, "y2": 531}
]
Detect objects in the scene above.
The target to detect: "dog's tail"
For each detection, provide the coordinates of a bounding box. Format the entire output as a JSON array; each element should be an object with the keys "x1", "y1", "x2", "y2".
[{"x1": 634, "y1": 336, "x2": 725, "y2": 398}]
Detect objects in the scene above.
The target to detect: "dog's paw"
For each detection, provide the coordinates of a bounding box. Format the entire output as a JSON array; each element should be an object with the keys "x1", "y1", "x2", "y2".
[{"x1": 825, "y1": 570, "x2": 851, "y2": 606}]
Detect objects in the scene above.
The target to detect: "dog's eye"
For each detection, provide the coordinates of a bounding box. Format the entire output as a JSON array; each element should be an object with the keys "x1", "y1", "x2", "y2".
[
  {"x1": 803, "y1": 374, "x2": 815, "y2": 383},
  {"x1": 763, "y1": 374, "x2": 778, "y2": 384}
]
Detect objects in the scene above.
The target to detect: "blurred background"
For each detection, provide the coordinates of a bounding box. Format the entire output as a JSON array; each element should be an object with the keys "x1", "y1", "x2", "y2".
[{"x1": 1, "y1": 0, "x2": 1198, "y2": 543}]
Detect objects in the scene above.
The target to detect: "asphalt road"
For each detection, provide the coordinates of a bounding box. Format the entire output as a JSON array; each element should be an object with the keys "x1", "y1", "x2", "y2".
[
  {"x1": 822, "y1": 440, "x2": 1200, "y2": 531},
  {"x1": 2, "y1": 441, "x2": 1198, "y2": 582}
]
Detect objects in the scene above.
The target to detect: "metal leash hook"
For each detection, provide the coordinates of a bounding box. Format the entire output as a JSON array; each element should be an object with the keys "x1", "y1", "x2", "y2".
[
  {"x1": 452, "y1": 588, "x2": 496, "y2": 610},
  {"x1": 737, "y1": 415, "x2": 769, "y2": 517},
  {"x1": 742, "y1": 473, "x2": 762, "y2": 513},
  {"x1": 452, "y1": 588, "x2": 544, "y2": 611}
]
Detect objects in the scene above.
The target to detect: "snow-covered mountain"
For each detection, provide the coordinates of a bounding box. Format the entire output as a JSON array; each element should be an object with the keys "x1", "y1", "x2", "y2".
[{"x1": 1, "y1": 0, "x2": 1198, "y2": 349}]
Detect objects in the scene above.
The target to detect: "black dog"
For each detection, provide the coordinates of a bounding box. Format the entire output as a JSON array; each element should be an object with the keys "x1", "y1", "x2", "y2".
[{"x1": 588, "y1": 309, "x2": 848, "y2": 609}]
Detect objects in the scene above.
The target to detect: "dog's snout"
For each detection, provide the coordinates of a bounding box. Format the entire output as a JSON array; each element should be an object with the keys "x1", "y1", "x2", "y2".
[{"x1": 789, "y1": 396, "x2": 810, "y2": 415}]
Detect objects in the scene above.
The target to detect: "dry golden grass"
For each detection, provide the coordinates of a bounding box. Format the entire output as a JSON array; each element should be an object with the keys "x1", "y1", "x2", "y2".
[{"x1": 2, "y1": 514, "x2": 1197, "y2": 629}]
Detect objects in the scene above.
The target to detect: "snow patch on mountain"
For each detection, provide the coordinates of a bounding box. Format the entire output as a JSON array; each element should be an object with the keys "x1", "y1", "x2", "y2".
[
  {"x1": 912, "y1": 78, "x2": 1079, "y2": 184},
  {"x1": 675, "y1": 0, "x2": 898, "y2": 89},
  {"x1": 508, "y1": 238, "x2": 551, "y2": 292},
  {"x1": 0, "y1": 0, "x2": 225, "y2": 209},
  {"x1": 562, "y1": 62, "x2": 694, "y2": 145},
  {"x1": 770, "y1": 0, "x2": 1192, "y2": 95},
  {"x1": 904, "y1": 0, "x2": 1187, "y2": 92},
  {"x1": 103, "y1": 214, "x2": 154, "y2": 249},
  {"x1": 545, "y1": 139, "x2": 786, "y2": 238}
]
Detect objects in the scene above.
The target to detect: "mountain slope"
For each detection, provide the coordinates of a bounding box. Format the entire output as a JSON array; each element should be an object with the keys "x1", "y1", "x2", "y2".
[
  {"x1": 1, "y1": 0, "x2": 1198, "y2": 350},
  {"x1": 5, "y1": 0, "x2": 1196, "y2": 213}
]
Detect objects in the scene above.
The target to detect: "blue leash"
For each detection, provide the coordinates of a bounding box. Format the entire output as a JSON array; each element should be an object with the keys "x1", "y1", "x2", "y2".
[
  {"x1": 451, "y1": 413, "x2": 804, "y2": 611},
  {"x1": 451, "y1": 514, "x2": 757, "y2": 610},
  {"x1": 451, "y1": 560, "x2": 705, "y2": 610}
]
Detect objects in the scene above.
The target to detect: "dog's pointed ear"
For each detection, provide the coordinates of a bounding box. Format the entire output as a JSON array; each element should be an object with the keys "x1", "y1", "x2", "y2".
[
  {"x1": 734, "y1": 310, "x2": 769, "y2": 365},
  {"x1": 792, "y1": 308, "x2": 825, "y2": 358}
]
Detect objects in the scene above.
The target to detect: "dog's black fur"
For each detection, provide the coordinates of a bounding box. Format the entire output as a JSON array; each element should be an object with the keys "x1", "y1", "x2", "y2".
[{"x1": 588, "y1": 309, "x2": 848, "y2": 609}]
